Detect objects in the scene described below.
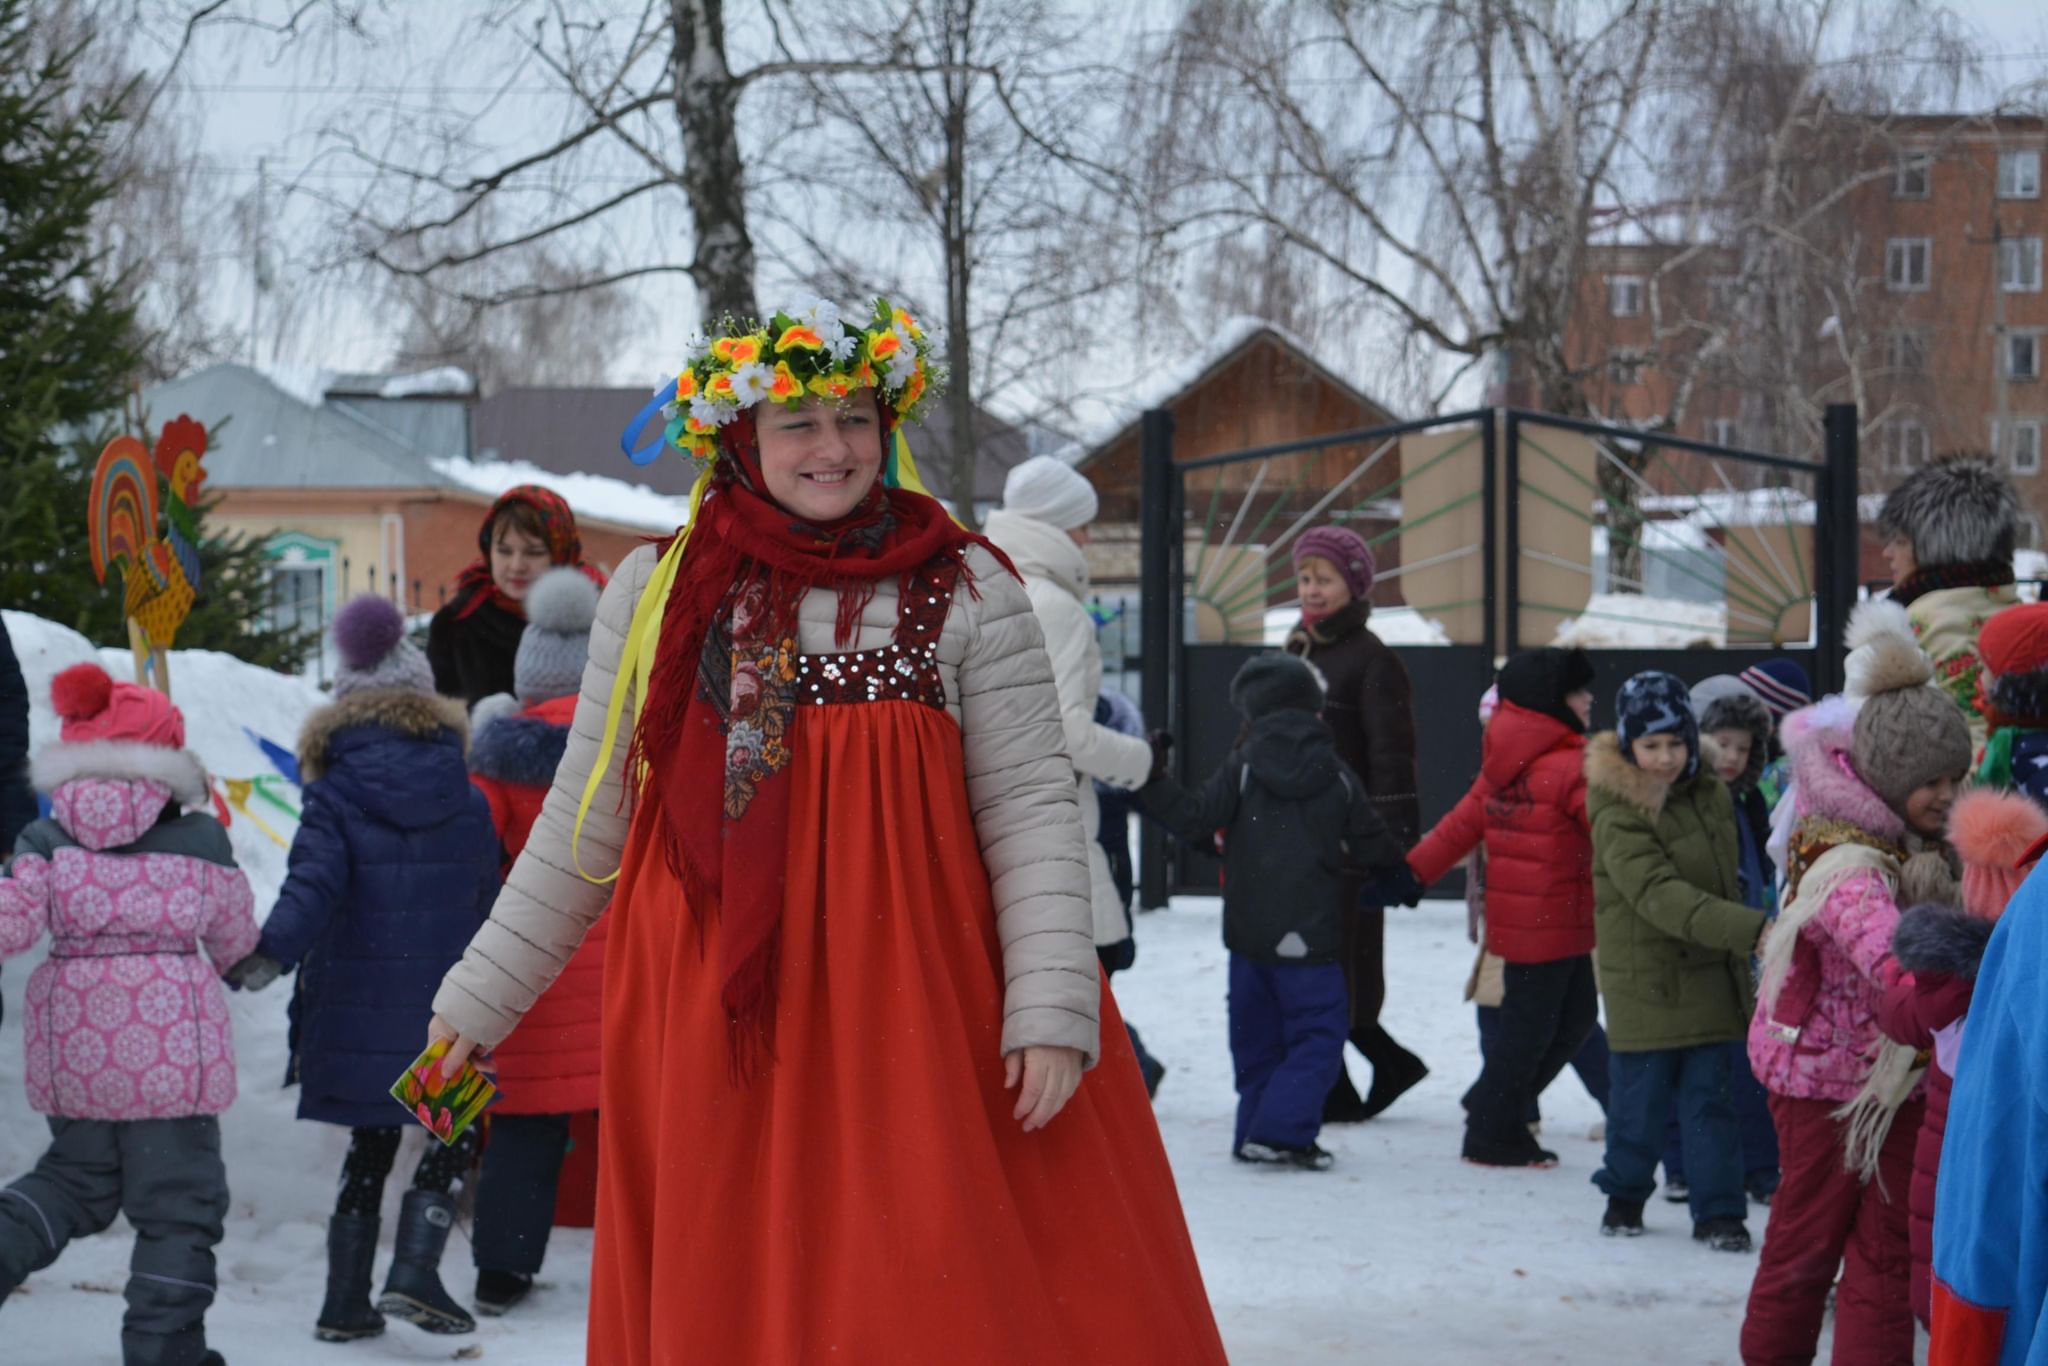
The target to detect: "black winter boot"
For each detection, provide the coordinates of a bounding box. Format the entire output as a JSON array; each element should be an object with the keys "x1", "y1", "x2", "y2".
[
  {"x1": 1355, "y1": 1027, "x2": 1429, "y2": 1120},
  {"x1": 1601, "y1": 1198, "x2": 1646, "y2": 1237},
  {"x1": 474, "y1": 1268, "x2": 534, "y2": 1317},
  {"x1": 1323, "y1": 1069, "x2": 1371, "y2": 1124},
  {"x1": 315, "y1": 1213, "x2": 386, "y2": 1342},
  {"x1": 1693, "y1": 1217, "x2": 1753, "y2": 1253},
  {"x1": 376, "y1": 1191, "x2": 475, "y2": 1335}
]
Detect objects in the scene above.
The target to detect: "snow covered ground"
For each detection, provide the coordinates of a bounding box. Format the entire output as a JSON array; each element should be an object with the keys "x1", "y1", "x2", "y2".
[{"x1": 1, "y1": 610, "x2": 1795, "y2": 1364}]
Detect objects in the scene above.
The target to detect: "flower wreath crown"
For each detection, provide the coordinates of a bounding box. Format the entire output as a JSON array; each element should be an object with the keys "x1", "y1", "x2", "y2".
[{"x1": 639, "y1": 295, "x2": 945, "y2": 472}]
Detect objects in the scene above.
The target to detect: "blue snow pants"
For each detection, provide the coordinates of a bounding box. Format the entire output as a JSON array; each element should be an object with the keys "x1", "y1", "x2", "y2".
[{"x1": 1229, "y1": 955, "x2": 1349, "y2": 1152}]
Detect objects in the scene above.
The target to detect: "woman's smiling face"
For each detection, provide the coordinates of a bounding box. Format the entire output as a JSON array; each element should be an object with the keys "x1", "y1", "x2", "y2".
[{"x1": 755, "y1": 390, "x2": 885, "y2": 522}]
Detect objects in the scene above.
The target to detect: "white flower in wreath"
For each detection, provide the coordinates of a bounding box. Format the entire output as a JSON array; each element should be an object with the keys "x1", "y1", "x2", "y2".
[
  {"x1": 789, "y1": 296, "x2": 842, "y2": 333},
  {"x1": 689, "y1": 394, "x2": 735, "y2": 428},
  {"x1": 731, "y1": 361, "x2": 775, "y2": 406},
  {"x1": 826, "y1": 330, "x2": 860, "y2": 364},
  {"x1": 884, "y1": 352, "x2": 919, "y2": 388},
  {"x1": 683, "y1": 333, "x2": 713, "y2": 364}
]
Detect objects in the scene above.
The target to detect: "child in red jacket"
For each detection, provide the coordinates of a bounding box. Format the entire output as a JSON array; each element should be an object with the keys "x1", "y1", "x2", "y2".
[
  {"x1": 1409, "y1": 647, "x2": 1598, "y2": 1168},
  {"x1": 464, "y1": 568, "x2": 608, "y2": 1316}
]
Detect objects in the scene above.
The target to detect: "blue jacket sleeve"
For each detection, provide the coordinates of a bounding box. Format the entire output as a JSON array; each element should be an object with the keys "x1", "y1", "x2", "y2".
[
  {"x1": 258, "y1": 782, "x2": 352, "y2": 968},
  {"x1": 470, "y1": 793, "x2": 502, "y2": 927}
]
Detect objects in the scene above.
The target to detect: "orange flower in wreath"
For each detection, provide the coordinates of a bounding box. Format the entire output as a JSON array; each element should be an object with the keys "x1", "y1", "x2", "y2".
[{"x1": 776, "y1": 324, "x2": 825, "y2": 354}]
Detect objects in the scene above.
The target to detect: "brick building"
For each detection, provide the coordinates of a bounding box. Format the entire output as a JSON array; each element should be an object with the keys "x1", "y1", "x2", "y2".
[{"x1": 1565, "y1": 114, "x2": 2048, "y2": 557}]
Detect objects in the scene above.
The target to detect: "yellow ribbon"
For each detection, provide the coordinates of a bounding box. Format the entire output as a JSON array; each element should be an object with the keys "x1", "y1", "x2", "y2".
[{"x1": 569, "y1": 464, "x2": 711, "y2": 884}]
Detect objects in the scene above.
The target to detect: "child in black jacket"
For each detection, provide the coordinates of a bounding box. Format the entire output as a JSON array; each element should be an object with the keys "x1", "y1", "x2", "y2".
[{"x1": 1141, "y1": 654, "x2": 1414, "y2": 1169}]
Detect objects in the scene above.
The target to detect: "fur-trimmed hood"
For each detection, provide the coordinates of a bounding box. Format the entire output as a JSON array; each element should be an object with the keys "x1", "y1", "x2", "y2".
[
  {"x1": 298, "y1": 687, "x2": 475, "y2": 832},
  {"x1": 1785, "y1": 703, "x2": 1906, "y2": 843},
  {"x1": 1698, "y1": 689, "x2": 1772, "y2": 795},
  {"x1": 1584, "y1": 730, "x2": 1673, "y2": 816},
  {"x1": 31, "y1": 741, "x2": 209, "y2": 808},
  {"x1": 1892, "y1": 902, "x2": 1994, "y2": 981},
  {"x1": 469, "y1": 694, "x2": 574, "y2": 788}
]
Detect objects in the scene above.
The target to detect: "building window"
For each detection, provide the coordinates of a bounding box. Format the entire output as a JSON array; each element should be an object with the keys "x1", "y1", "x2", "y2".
[
  {"x1": 1608, "y1": 349, "x2": 1645, "y2": 385},
  {"x1": 1887, "y1": 238, "x2": 1931, "y2": 291},
  {"x1": 1883, "y1": 419, "x2": 1929, "y2": 472},
  {"x1": 1707, "y1": 275, "x2": 1740, "y2": 314},
  {"x1": 2001, "y1": 238, "x2": 2043, "y2": 293},
  {"x1": 1887, "y1": 328, "x2": 1929, "y2": 373},
  {"x1": 1705, "y1": 417, "x2": 1740, "y2": 447},
  {"x1": 1995, "y1": 419, "x2": 2044, "y2": 476},
  {"x1": 1999, "y1": 149, "x2": 2042, "y2": 200},
  {"x1": 1893, "y1": 154, "x2": 1932, "y2": 199},
  {"x1": 1608, "y1": 275, "x2": 1643, "y2": 317},
  {"x1": 2012, "y1": 333, "x2": 2042, "y2": 382}
]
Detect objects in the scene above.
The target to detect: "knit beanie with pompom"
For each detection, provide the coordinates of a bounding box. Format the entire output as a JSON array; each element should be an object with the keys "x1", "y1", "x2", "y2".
[
  {"x1": 514, "y1": 567, "x2": 601, "y2": 704},
  {"x1": 1845, "y1": 599, "x2": 1974, "y2": 813},
  {"x1": 1947, "y1": 787, "x2": 2048, "y2": 922},
  {"x1": 332, "y1": 595, "x2": 434, "y2": 699}
]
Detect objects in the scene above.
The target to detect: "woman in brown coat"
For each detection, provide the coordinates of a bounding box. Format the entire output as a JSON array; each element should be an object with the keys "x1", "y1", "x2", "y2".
[{"x1": 1284, "y1": 525, "x2": 1428, "y2": 1121}]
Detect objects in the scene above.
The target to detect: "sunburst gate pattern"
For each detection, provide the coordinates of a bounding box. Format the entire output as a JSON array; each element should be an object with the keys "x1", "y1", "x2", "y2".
[{"x1": 657, "y1": 296, "x2": 946, "y2": 474}]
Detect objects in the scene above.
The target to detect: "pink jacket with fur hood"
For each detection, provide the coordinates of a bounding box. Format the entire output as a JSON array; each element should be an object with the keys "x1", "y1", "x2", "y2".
[
  {"x1": 0, "y1": 741, "x2": 258, "y2": 1120},
  {"x1": 1747, "y1": 701, "x2": 1918, "y2": 1105}
]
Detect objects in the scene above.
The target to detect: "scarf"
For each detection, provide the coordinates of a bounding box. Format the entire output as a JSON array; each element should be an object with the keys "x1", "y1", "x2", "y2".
[
  {"x1": 450, "y1": 485, "x2": 601, "y2": 620},
  {"x1": 1287, "y1": 597, "x2": 1368, "y2": 650},
  {"x1": 629, "y1": 410, "x2": 1003, "y2": 1077},
  {"x1": 1888, "y1": 557, "x2": 2014, "y2": 608}
]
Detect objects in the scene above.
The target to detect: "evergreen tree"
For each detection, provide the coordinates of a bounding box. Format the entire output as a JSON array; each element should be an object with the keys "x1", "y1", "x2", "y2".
[{"x1": 0, "y1": 4, "x2": 307, "y2": 672}]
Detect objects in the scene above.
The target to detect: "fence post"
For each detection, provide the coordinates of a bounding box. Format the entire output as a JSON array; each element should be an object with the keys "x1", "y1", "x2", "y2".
[
  {"x1": 1815, "y1": 404, "x2": 1861, "y2": 698},
  {"x1": 1502, "y1": 409, "x2": 1522, "y2": 657},
  {"x1": 1138, "y1": 408, "x2": 1175, "y2": 911}
]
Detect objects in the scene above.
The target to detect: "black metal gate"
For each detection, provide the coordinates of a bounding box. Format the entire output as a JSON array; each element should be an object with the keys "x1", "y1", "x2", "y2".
[{"x1": 1137, "y1": 405, "x2": 1859, "y2": 906}]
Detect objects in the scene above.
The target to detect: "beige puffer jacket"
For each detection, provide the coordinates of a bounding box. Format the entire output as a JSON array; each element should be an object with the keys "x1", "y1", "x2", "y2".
[
  {"x1": 982, "y1": 508, "x2": 1153, "y2": 948},
  {"x1": 431, "y1": 540, "x2": 1103, "y2": 1064}
]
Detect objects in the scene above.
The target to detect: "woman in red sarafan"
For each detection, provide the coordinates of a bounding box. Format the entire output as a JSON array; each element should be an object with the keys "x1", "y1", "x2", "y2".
[{"x1": 424, "y1": 300, "x2": 1225, "y2": 1364}]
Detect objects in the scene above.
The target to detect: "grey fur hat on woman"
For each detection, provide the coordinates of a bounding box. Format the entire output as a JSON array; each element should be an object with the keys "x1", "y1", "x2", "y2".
[{"x1": 1876, "y1": 457, "x2": 2021, "y2": 567}]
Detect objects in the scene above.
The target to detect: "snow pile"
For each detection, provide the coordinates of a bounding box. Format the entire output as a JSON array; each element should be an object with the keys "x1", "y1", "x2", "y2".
[
  {"x1": 432, "y1": 455, "x2": 698, "y2": 533},
  {"x1": 1262, "y1": 605, "x2": 1451, "y2": 647},
  {"x1": 1551, "y1": 592, "x2": 1727, "y2": 648},
  {"x1": 379, "y1": 366, "x2": 475, "y2": 399},
  {"x1": 251, "y1": 363, "x2": 335, "y2": 410}
]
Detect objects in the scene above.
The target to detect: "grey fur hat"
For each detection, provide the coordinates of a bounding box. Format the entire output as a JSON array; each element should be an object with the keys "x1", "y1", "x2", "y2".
[
  {"x1": 1876, "y1": 456, "x2": 2021, "y2": 568},
  {"x1": 1231, "y1": 653, "x2": 1326, "y2": 720},
  {"x1": 1693, "y1": 678, "x2": 1772, "y2": 794},
  {"x1": 515, "y1": 568, "x2": 601, "y2": 704}
]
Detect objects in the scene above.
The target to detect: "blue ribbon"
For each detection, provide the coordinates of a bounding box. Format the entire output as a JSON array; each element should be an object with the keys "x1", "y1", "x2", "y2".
[{"x1": 621, "y1": 382, "x2": 673, "y2": 466}]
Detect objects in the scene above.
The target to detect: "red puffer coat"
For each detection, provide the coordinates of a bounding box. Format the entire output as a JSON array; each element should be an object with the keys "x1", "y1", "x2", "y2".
[
  {"x1": 1407, "y1": 700, "x2": 1593, "y2": 963},
  {"x1": 468, "y1": 693, "x2": 609, "y2": 1115}
]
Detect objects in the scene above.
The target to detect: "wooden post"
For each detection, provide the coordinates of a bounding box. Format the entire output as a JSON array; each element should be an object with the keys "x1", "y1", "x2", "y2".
[{"x1": 126, "y1": 618, "x2": 150, "y2": 685}]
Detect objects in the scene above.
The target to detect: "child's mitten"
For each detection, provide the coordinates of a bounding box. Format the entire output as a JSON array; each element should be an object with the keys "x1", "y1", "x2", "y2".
[{"x1": 225, "y1": 951, "x2": 284, "y2": 992}]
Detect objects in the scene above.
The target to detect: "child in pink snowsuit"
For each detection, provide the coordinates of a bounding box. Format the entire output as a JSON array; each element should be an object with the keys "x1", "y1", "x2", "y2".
[
  {"x1": 0, "y1": 664, "x2": 259, "y2": 1366},
  {"x1": 1741, "y1": 605, "x2": 1972, "y2": 1366}
]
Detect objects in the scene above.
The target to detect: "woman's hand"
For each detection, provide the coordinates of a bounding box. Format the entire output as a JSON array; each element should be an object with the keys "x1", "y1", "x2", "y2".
[
  {"x1": 1005, "y1": 1045, "x2": 1084, "y2": 1132},
  {"x1": 425, "y1": 1014, "x2": 483, "y2": 1083}
]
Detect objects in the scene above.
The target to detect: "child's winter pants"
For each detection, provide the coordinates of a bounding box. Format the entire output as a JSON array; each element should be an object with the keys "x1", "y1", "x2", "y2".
[
  {"x1": 1662, "y1": 1039, "x2": 1779, "y2": 1192},
  {"x1": 1228, "y1": 955, "x2": 1347, "y2": 1151},
  {"x1": 1475, "y1": 1007, "x2": 1612, "y2": 1119},
  {"x1": 1466, "y1": 954, "x2": 1598, "y2": 1150},
  {"x1": 1595, "y1": 1043, "x2": 1745, "y2": 1222},
  {"x1": 0, "y1": 1115, "x2": 227, "y2": 1366},
  {"x1": 1741, "y1": 1091, "x2": 1921, "y2": 1365},
  {"x1": 474, "y1": 1112, "x2": 573, "y2": 1276}
]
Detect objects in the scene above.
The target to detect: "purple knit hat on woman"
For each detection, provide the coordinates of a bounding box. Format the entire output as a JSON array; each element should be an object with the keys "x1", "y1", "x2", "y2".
[{"x1": 1292, "y1": 526, "x2": 1376, "y2": 600}]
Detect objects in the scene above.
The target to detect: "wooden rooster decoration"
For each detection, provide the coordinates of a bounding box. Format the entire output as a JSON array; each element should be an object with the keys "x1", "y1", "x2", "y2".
[{"x1": 88, "y1": 415, "x2": 209, "y2": 693}]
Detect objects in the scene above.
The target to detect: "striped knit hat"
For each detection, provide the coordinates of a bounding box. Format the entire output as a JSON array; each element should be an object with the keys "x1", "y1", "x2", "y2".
[{"x1": 1738, "y1": 659, "x2": 1812, "y2": 724}]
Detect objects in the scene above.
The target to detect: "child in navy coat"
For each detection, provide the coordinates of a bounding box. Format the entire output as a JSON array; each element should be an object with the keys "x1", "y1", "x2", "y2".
[
  {"x1": 227, "y1": 596, "x2": 500, "y2": 1341},
  {"x1": 1139, "y1": 654, "x2": 1414, "y2": 1170}
]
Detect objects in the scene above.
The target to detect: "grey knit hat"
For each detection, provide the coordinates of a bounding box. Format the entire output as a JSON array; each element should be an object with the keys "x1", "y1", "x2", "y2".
[
  {"x1": 1231, "y1": 653, "x2": 1326, "y2": 720},
  {"x1": 332, "y1": 595, "x2": 434, "y2": 699},
  {"x1": 515, "y1": 568, "x2": 601, "y2": 704},
  {"x1": 1845, "y1": 600, "x2": 1974, "y2": 811}
]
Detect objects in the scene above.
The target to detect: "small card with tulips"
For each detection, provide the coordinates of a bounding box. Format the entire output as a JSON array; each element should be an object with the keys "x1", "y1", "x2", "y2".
[{"x1": 391, "y1": 1039, "x2": 497, "y2": 1146}]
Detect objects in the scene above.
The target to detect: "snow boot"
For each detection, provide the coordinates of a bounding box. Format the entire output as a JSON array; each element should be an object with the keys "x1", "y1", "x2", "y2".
[
  {"x1": 1664, "y1": 1176, "x2": 1690, "y2": 1204},
  {"x1": 474, "y1": 1268, "x2": 534, "y2": 1317},
  {"x1": 1746, "y1": 1172, "x2": 1778, "y2": 1206},
  {"x1": 376, "y1": 1191, "x2": 475, "y2": 1335},
  {"x1": 1236, "y1": 1140, "x2": 1335, "y2": 1171},
  {"x1": 1461, "y1": 1130, "x2": 1559, "y2": 1169},
  {"x1": 315, "y1": 1212, "x2": 386, "y2": 1342},
  {"x1": 198, "y1": 1354, "x2": 225, "y2": 1365},
  {"x1": 1323, "y1": 1069, "x2": 1371, "y2": 1125},
  {"x1": 1601, "y1": 1198, "x2": 1647, "y2": 1237},
  {"x1": 1356, "y1": 1031, "x2": 1428, "y2": 1120},
  {"x1": 1693, "y1": 1217, "x2": 1753, "y2": 1253}
]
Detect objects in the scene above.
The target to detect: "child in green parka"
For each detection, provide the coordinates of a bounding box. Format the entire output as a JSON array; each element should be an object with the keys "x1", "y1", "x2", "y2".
[{"x1": 1586, "y1": 671, "x2": 1768, "y2": 1252}]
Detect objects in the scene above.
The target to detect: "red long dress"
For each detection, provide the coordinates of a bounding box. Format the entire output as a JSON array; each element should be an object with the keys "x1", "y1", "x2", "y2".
[{"x1": 586, "y1": 584, "x2": 1225, "y2": 1364}]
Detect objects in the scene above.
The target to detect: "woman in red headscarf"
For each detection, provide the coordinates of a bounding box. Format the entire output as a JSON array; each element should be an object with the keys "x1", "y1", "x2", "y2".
[
  {"x1": 424, "y1": 300, "x2": 1224, "y2": 1364},
  {"x1": 427, "y1": 486, "x2": 604, "y2": 708}
]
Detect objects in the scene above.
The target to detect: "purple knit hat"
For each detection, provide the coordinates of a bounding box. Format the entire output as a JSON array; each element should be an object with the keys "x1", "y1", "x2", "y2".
[
  {"x1": 332, "y1": 595, "x2": 434, "y2": 699},
  {"x1": 1291, "y1": 526, "x2": 1376, "y2": 600}
]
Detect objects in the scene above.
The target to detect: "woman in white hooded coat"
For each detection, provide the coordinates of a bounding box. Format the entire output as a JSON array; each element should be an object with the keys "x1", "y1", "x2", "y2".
[{"x1": 984, "y1": 456, "x2": 1155, "y2": 959}]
